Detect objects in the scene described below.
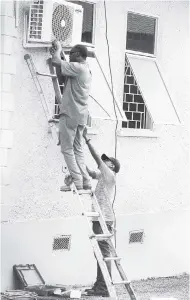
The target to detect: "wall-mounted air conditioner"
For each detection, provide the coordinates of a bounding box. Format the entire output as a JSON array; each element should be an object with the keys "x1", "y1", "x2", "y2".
[{"x1": 25, "y1": 0, "x2": 83, "y2": 47}]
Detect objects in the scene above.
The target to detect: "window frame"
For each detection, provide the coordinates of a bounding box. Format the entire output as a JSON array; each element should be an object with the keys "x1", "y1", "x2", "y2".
[
  {"x1": 119, "y1": 51, "x2": 180, "y2": 137},
  {"x1": 67, "y1": 0, "x2": 96, "y2": 47},
  {"x1": 119, "y1": 11, "x2": 159, "y2": 135},
  {"x1": 122, "y1": 53, "x2": 154, "y2": 131},
  {"x1": 126, "y1": 11, "x2": 159, "y2": 58}
]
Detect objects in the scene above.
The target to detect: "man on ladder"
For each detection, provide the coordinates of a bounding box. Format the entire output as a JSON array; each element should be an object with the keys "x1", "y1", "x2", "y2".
[
  {"x1": 51, "y1": 41, "x2": 92, "y2": 191},
  {"x1": 83, "y1": 127, "x2": 120, "y2": 297}
]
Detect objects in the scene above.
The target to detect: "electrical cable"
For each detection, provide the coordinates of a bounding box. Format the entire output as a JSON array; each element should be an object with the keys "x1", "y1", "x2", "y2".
[
  {"x1": 89, "y1": 95, "x2": 112, "y2": 118},
  {"x1": 94, "y1": 54, "x2": 124, "y2": 120},
  {"x1": 103, "y1": 0, "x2": 119, "y2": 247}
]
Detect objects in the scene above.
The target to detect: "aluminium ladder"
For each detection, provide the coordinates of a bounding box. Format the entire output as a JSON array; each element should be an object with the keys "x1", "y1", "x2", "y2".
[{"x1": 24, "y1": 53, "x2": 137, "y2": 300}]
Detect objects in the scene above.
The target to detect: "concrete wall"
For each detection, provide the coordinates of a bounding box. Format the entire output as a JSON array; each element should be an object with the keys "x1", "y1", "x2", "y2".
[
  {"x1": 1, "y1": 209, "x2": 189, "y2": 291},
  {"x1": 1, "y1": 0, "x2": 189, "y2": 291}
]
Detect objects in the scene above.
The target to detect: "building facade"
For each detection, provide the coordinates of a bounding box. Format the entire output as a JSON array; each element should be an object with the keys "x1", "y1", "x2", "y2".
[{"x1": 1, "y1": 0, "x2": 189, "y2": 291}]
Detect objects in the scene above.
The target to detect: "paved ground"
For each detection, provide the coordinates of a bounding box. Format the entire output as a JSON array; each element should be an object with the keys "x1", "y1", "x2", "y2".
[{"x1": 80, "y1": 274, "x2": 189, "y2": 300}]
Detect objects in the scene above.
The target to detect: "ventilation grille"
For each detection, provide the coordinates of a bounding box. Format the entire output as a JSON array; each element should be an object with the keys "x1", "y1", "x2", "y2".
[
  {"x1": 53, "y1": 235, "x2": 71, "y2": 251},
  {"x1": 52, "y1": 4, "x2": 74, "y2": 45},
  {"x1": 28, "y1": 0, "x2": 44, "y2": 40},
  {"x1": 129, "y1": 230, "x2": 144, "y2": 244}
]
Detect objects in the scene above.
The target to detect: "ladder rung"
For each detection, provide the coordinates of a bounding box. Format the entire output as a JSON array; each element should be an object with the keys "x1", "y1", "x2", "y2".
[
  {"x1": 78, "y1": 190, "x2": 92, "y2": 195},
  {"x1": 82, "y1": 212, "x2": 99, "y2": 217},
  {"x1": 104, "y1": 257, "x2": 121, "y2": 261},
  {"x1": 48, "y1": 118, "x2": 59, "y2": 123},
  {"x1": 90, "y1": 234, "x2": 113, "y2": 240},
  {"x1": 113, "y1": 280, "x2": 130, "y2": 285},
  {"x1": 36, "y1": 71, "x2": 57, "y2": 78}
]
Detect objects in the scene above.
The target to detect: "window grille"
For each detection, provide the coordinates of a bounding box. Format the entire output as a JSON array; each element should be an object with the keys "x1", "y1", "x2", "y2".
[
  {"x1": 53, "y1": 235, "x2": 71, "y2": 251},
  {"x1": 28, "y1": 0, "x2": 44, "y2": 40},
  {"x1": 69, "y1": 1, "x2": 95, "y2": 44},
  {"x1": 129, "y1": 230, "x2": 144, "y2": 244},
  {"x1": 122, "y1": 54, "x2": 152, "y2": 129},
  {"x1": 126, "y1": 12, "x2": 156, "y2": 54}
]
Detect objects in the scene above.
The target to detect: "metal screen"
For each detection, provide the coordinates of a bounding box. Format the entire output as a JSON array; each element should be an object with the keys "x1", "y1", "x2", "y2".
[
  {"x1": 129, "y1": 230, "x2": 144, "y2": 243},
  {"x1": 53, "y1": 235, "x2": 71, "y2": 251},
  {"x1": 52, "y1": 4, "x2": 73, "y2": 44}
]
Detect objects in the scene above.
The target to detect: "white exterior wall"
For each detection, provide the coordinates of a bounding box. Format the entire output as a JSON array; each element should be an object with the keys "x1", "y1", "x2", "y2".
[
  {"x1": 0, "y1": 1, "x2": 17, "y2": 186},
  {"x1": 1, "y1": 0, "x2": 189, "y2": 291}
]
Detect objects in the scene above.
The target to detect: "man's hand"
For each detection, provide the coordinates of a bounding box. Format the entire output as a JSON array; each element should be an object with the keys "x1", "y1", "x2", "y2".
[
  {"x1": 52, "y1": 40, "x2": 62, "y2": 51},
  {"x1": 83, "y1": 127, "x2": 88, "y2": 140},
  {"x1": 50, "y1": 40, "x2": 62, "y2": 56},
  {"x1": 50, "y1": 40, "x2": 64, "y2": 67},
  {"x1": 50, "y1": 40, "x2": 66, "y2": 61}
]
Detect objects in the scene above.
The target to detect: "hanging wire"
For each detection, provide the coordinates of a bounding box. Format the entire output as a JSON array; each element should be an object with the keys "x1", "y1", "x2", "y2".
[
  {"x1": 103, "y1": 0, "x2": 119, "y2": 247},
  {"x1": 89, "y1": 94, "x2": 111, "y2": 118},
  {"x1": 94, "y1": 54, "x2": 124, "y2": 120}
]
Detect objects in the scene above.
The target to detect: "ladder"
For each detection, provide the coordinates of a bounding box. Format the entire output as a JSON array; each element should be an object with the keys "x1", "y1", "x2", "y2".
[
  {"x1": 24, "y1": 54, "x2": 137, "y2": 300},
  {"x1": 76, "y1": 189, "x2": 137, "y2": 300}
]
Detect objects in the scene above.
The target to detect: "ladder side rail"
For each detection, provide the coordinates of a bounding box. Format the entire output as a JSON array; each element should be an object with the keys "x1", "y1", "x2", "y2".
[
  {"x1": 90, "y1": 238, "x2": 118, "y2": 299},
  {"x1": 91, "y1": 193, "x2": 111, "y2": 235},
  {"x1": 107, "y1": 239, "x2": 130, "y2": 279},
  {"x1": 27, "y1": 55, "x2": 53, "y2": 115},
  {"x1": 24, "y1": 54, "x2": 59, "y2": 144},
  {"x1": 25, "y1": 55, "x2": 51, "y2": 119},
  {"x1": 74, "y1": 189, "x2": 117, "y2": 298},
  {"x1": 115, "y1": 261, "x2": 136, "y2": 300},
  {"x1": 75, "y1": 190, "x2": 96, "y2": 236},
  {"x1": 47, "y1": 58, "x2": 62, "y2": 105},
  {"x1": 108, "y1": 241, "x2": 137, "y2": 300}
]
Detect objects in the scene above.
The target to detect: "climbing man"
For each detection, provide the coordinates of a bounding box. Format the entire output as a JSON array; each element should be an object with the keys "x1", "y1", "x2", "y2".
[
  {"x1": 83, "y1": 127, "x2": 120, "y2": 297},
  {"x1": 51, "y1": 41, "x2": 92, "y2": 191}
]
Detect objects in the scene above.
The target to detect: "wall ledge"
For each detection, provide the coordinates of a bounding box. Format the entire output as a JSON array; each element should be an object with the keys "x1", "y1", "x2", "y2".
[{"x1": 117, "y1": 129, "x2": 158, "y2": 138}]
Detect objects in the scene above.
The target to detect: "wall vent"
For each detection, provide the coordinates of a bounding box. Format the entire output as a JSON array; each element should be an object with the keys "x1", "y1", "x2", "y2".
[
  {"x1": 53, "y1": 235, "x2": 71, "y2": 251},
  {"x1": 129, "y1": 230, "x2": 144, "y2": 244}
]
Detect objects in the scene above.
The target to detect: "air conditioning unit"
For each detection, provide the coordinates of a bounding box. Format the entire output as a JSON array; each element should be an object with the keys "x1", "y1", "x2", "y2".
[{"x1": 27, "y1": 0, "x2": 83, "y2": 47}]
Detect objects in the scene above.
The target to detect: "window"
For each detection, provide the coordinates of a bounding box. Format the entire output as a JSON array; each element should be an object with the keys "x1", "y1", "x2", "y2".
[
  {"x1": 122, "y1": 13, "x2": 180, "y2": 130},
  {"x1": 122, "y1": 54, "x2": 153, "y2": 129},
  {"x1": 126, "y1": 12, "x2": 156, "y2": 55},
  {"x1": 69, "y1": 1, "x2": 95, "y2": 44}
]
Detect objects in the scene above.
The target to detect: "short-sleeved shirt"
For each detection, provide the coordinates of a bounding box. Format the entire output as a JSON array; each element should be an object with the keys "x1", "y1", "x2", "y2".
[
  {"x1": 92, "y1": 161, "x2": 116, "y2": 222},
  {"x1": 60, "y1": 61, "x2": 92, "y2": 125}
]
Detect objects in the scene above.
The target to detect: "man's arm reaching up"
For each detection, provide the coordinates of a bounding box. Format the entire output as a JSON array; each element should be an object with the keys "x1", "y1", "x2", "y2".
[
  {"x1": 83, "y1": 127, "x2": 102, "y2": 168},
  {"x1": 51, "y1": 40, "x2": 66, "y2": 67},
  {"x1": 51, "y1": 40, "x2": 79, "y2": 77},
  {"x1": 86, "y1": 166, "x2": 100, "y2": 179}
]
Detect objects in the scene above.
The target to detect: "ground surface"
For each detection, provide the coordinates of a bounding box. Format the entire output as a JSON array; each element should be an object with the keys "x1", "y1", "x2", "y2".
[
  {"x1": 80, "y1": 274, "x2": 189, "y2": 300},
  {"x1": 1, "y1": 274, "x2": 189, "y2": 300}
]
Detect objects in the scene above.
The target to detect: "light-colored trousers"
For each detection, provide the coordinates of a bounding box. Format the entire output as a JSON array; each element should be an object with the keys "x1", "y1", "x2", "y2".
[{"x1": 59, "y1": 114, "x2": 91, "y2": 187}]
